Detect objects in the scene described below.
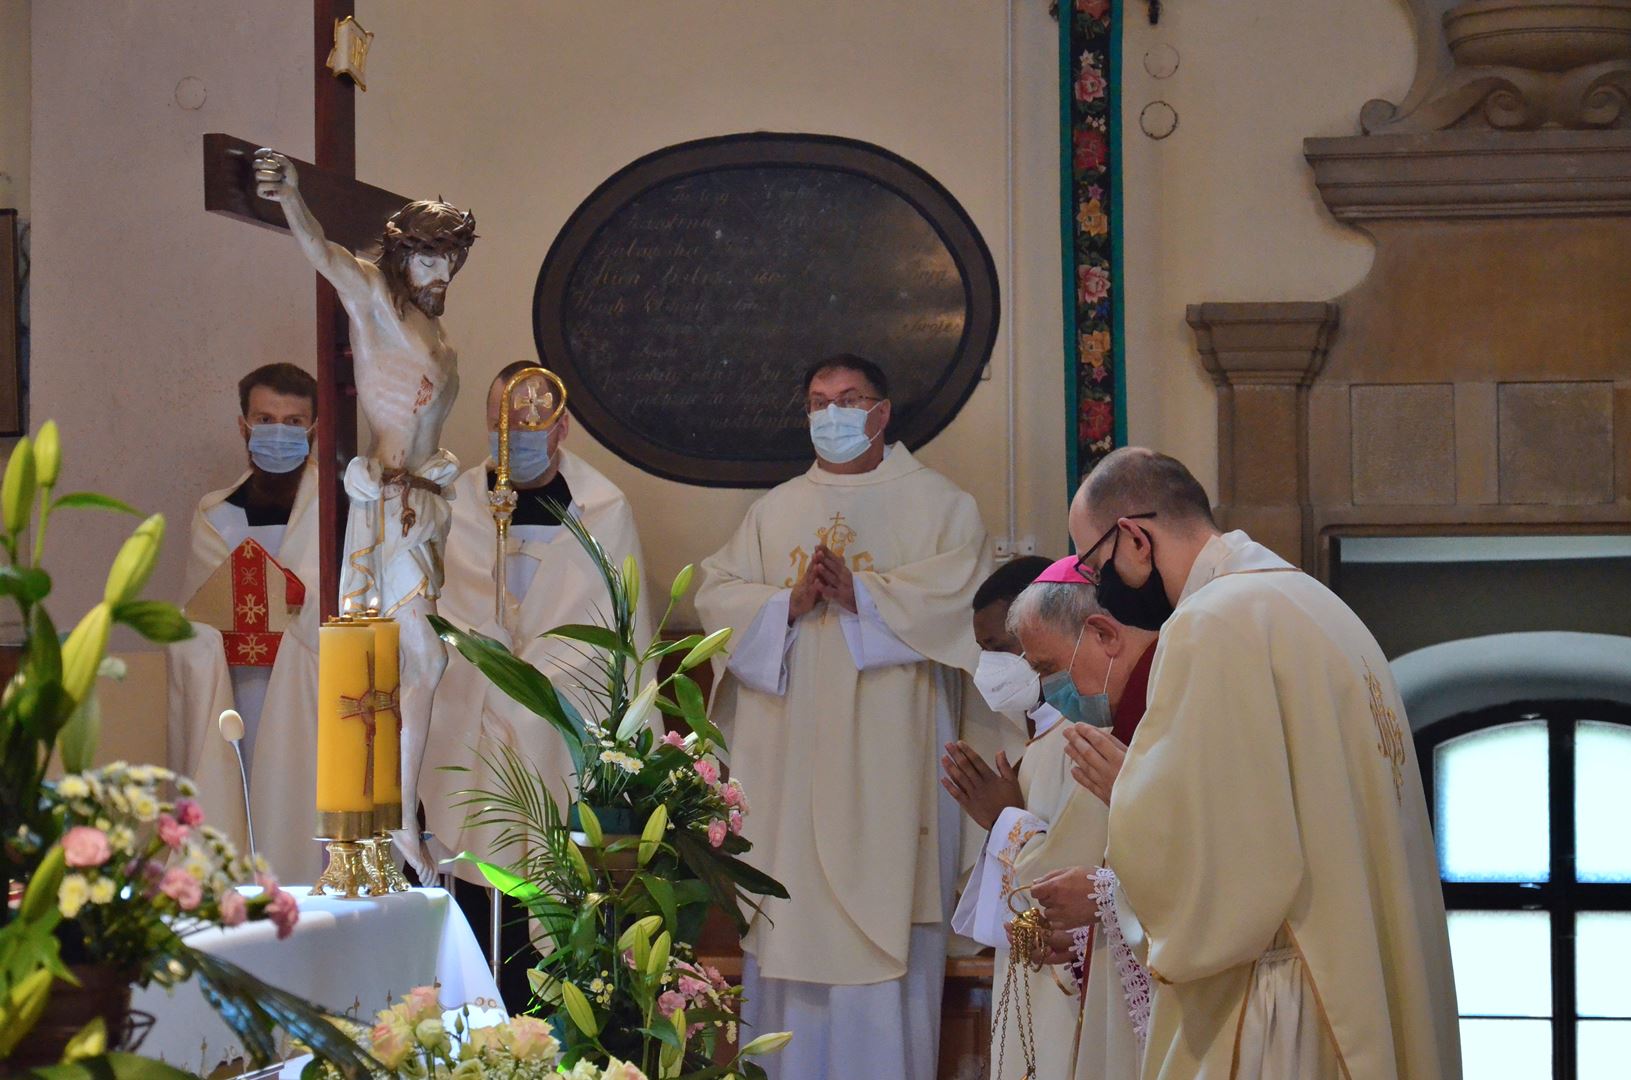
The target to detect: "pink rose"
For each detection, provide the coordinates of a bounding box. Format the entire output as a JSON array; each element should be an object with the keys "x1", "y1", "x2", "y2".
[
  {"x1": 693, "y1": 759, "x2": 719, "y2": 786},
  {"x1": 402, "y1": 985, "x2": 441, "y2": 1023},
  {"x1": 707, "y1": 819, "x2": 727, "y2": 849},
  {"x1": 506, "y1": 1015, "x2": 558, "y2": 1061},
  {"x1": 370, "y1": 1015, "x2": 414, "y2": 1069},
  {"x1": 266, "y1": 885, "x2": 299, "y2": 940},
  {"x1": 678, "y1": 975, "x2": 709, "y2": 1000},
  {"x1": 160, "y1": 867, "x2": 203, "y2": 911},
  {"x1": 657, "y1": 990, "x2": 686, "y2": 1019},
  {"x1": 662, "y1": 730, "x2": 686, "y2": 749},
  {"x1": 1074, "y1": 63, "x2": 1107, "y2": 104},
  {"x1": 729, "y1": 810, "x2": 744, "y2": 836},
  {"x1": 219, "y1": 889, "x2": 247, "y2": 927},
  {"x1": 704, "y1": 964, "x2": 728, "y2": 991},
  {"x1": 156, "y1": 813, "x2": 189, "y2": 848},
  {"x1": 61, "y1": 827, "x2": 111, "y2": 869},
  {"x1": 175, "y1": 798, "x2": 205, "y2": 827},
  {"x1": 721, "y1": 783, "x2": 742, "y2": 809}
]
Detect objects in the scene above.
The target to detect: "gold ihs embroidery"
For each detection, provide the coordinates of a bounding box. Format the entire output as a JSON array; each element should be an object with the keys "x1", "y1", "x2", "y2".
[
  {"x1": 783, "y1": 512, "x2": 876, "y2": 586},
  {"x1": 1364, "y1": 660, "x2": 1407, "y2": 803}
]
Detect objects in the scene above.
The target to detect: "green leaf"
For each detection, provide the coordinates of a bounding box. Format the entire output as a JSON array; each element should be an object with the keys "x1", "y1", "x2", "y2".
[
  {"x1": 111, "y1": 600, "x2": 193, "y2": 643},
  {"x1": 0, "y1": 565, "x2": 51, "y2": 605},
  {"x1": 544, "y1": 622, "x2": 630, "y2": 655},
  {"x1": 643, "y1": 874, "x2": 679, "y2": 932},
  {"x1": 451, "y1": 853, "x2": 543, "y2": 902},
  {"x1": 19, "y1": 845, "x2": 65, "y2": 921},
  {"x1": 185, "y1": 947, "x2": 377, "y2": 1078},
  {"x1": 430, "y1": 615, "x2": 589, "y2": 770},
  {"x1": 49, "y1": 492, "x2": 143, "y2": 517},
  {"x1": 673, "y1": 675, "x2": 725, "y2": 746},
  {"x1": 20, "y1": 1053, "x2": 202, "y2": 1080}
]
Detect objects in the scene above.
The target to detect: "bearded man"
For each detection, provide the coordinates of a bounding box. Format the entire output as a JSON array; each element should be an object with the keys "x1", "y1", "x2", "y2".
[{"x1": 254, "y1": 149, "x2": 477, "y2": 881}]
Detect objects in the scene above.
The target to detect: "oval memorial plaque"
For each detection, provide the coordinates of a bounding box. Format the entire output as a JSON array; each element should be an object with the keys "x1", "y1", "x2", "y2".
[{"x1": 534, "y1": 133, "x2": 999, "y2": 487}]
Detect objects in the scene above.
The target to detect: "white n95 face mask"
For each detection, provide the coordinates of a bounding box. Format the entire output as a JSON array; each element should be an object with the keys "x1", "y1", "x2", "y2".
[
  {"x1": 809, "y1": 403, "x2": 878, "y2": 464},
  {"x1": 974, "y1": 650, "x2": 1041, "y2": 715}
]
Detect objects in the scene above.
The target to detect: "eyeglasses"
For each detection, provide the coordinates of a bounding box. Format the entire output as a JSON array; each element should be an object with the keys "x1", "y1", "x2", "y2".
[
  {"x1": 806, "y1": 393, "x2": 881, "y2": 413},
  {"x1": 1072, "y1": 511, "x2": 1157, "y2": 582}
]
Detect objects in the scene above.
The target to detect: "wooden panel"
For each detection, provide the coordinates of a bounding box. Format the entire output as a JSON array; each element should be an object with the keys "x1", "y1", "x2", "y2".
[
  {"x1": 0, "y1": 211, "x2": 20, "y2": 435},
  {"x1": 1499, "y1": 381, "x2": 1614, "y2": 504},
  {"x1": 1350, "y1": 384, "x2": 1456, "y2": 505}
]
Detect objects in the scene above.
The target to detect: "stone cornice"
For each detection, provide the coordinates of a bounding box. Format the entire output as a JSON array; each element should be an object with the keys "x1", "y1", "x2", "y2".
[
  {"x1": 1306, "y1": 128, "x2": 1631, "y2": 221},
  {"x1": 1187, "y1": 302, "x2": 1340, "y2": 386}
]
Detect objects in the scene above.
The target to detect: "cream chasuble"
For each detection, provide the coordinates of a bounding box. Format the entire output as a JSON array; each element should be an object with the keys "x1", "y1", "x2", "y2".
[
  {"x1": 1107, "y1": 532, "x2": 1461, "y2": 1080},
  {"x1": 167, "y1": 464, "x2": 322, "y2": 882},
  {"x1": 421, "y1": 450, "x2": 650, "y2": 882},
  {"x1": 969, "y1": 721, "x2": 1141, "y2": 1080},
  {"x1": 696, "y1": 445, "x2": 989, "y2": 987}
]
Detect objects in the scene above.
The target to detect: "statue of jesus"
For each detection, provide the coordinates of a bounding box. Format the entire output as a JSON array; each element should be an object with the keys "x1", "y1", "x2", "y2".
[{"x1": 252, "y1": 148, "x2": 476, "y2": 883}]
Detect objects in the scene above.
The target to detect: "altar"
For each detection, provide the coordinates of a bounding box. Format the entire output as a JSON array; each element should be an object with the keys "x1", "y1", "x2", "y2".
[{"x1": 133, "y1": 888, "x2": 501, "y2": 1075}]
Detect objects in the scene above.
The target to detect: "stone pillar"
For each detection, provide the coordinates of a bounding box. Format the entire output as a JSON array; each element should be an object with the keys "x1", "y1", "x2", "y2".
[{"x1": 1186, "y1": 302, "x2": 1339, "y2": 568}]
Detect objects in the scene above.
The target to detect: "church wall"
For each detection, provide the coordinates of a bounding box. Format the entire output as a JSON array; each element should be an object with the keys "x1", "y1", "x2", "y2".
[
  {"x1": 0, "y1": 0, "x2": 29, "y2": 216},
  {"x1": 356, "y1": 0, "x2": 1416, "y2": 615},
  {"x1": 28, "y1": 1, "x2": 316, "y2": 636},
  {"x1": 355, "y1": 0, "x2": 1071, "y2": 618},
  {"x1": 1116, "y1": 0, "x2": 1414, "y2": 499}
]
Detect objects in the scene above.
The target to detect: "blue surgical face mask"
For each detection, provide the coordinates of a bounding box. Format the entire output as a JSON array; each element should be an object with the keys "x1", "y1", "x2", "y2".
[
  {"x1": 489, "y1": 428, "x2": 555, "y2": 483},
  {"x1": 1039, "y1": 628, "x2": 1114, "y2": 728},
  {"x1": 247, "y1": 423, "x2": 310, "y2": 474},
  {"x1": 808, "y1": 403, "x2": 878, "y2": 464}
]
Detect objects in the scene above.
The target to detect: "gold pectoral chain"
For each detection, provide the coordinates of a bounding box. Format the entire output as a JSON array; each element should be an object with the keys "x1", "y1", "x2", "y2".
[{"x1": 995, "y1": 896, "x2": 1051, "y2": 1080}]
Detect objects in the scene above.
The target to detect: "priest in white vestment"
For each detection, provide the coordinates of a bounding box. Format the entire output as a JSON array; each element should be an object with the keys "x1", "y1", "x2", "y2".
[
  {"x1": 950, "y1": 556, "x2": 1156, "y2": 1080},
  {"x1": 1063, "y1": 448, "x2": 1461, "y2": 1080},
  {"x1": 167, "y1": 363, "x2": 322, "y2": 882},
  {"x1": 696, "y1": 355, "x2": 990, "y2": 1080},
  {"x1": 423, "y1": 362, "x2": 652, "y2": 870}
]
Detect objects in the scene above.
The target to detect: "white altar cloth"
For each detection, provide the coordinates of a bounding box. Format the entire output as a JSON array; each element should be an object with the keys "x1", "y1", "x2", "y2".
[{"x1": 133, "y1": 887, "x2": 502, "y2": 1074}]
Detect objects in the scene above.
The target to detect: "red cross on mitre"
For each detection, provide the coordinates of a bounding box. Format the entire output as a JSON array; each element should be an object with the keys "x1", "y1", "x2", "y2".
[{"x1": 184, "y1": 539, "x2": 307, "y2": 669}]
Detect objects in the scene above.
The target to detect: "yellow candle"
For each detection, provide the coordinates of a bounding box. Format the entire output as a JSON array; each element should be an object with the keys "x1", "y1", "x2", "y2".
[
  {"x1": 316, "y1": 619, "x2": 377, "y2": 838},
  {"x1": 369, "y1": 617, "x2": 403, "y2": 822}
]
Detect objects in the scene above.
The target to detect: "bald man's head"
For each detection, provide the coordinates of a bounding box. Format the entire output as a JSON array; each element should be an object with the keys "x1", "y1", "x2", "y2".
[{"x1": 1070, "y1": 447, "x2": 1217, "y2": 541}]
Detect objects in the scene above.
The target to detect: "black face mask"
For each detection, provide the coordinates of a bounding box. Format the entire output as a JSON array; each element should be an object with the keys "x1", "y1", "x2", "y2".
[{"x1": 1095, "y1": 530, "x2": 1175, "y2": 631}]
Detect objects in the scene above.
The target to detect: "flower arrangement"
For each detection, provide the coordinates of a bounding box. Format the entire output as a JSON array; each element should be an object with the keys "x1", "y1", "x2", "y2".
[
  {"x1": 0, "y1": 426, "x2": 374, "y2": 1077},
  {"x1": 309, "y1": 983, "x2": 793, "y2": 1080},
  {"x1": 46, "y1": 762, "x2": 300, "y2": 971},
  {"x1": 429, "y1": 508, "x2": 789, "y2": 1078}
]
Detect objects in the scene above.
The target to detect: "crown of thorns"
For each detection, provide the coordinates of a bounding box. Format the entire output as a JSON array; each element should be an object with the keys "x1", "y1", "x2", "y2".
[{"x1": 383, "y1": 198, "x2": 478, "y2": 253}]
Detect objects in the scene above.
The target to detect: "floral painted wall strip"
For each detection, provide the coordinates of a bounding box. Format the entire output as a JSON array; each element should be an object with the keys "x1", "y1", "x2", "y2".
[{"x1": 1060, "y1": 0, "x2": 1122, "y2": 491}]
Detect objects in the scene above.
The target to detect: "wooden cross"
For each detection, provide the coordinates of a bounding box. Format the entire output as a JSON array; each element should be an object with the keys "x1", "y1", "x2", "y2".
[{"x1": 199, "y1": 1, "x2": 410, "y2": 620}]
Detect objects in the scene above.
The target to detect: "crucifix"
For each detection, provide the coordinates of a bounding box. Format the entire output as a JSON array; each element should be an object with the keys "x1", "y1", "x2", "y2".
[{"x1": 200, "y1": 1, "x2": 475, "y2": 886}]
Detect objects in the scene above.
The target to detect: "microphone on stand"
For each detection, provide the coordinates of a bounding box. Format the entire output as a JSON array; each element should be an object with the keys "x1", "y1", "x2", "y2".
[{"x1": 217, "y1": 709, "x2": 259, "y2": 871}]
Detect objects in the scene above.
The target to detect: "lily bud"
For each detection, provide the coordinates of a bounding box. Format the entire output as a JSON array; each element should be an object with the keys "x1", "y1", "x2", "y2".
[
  {"x1": 61, "y1": 603, "x2": 113, "y2": 703},
  {"x1": 559, "y1": 982, "x2": 599, "y2": 1038},
  {"x1": 103, "y1": 514, "x2": 165, "y2": 605},
  {"x1": 576, "y1": 803, "x2": 603, "y2": 847},
  {"x1": 740, "y1": 1031, "x2": 794, "y2": 1057},
  {"x1": 679, "y1": 627, "x2": 733, "y2": 672},
  {"x1": 638, "y1": 804, "x2": 669, "y2": 867},
  {"x1": 616, "y1": 679, "x2": 660, "y2": 741},
  {"x1": 1, "y1": 436, "x2": 35, "y2": 537},
  {"x1": 34, "y1": 421, "x2": 60, "y2": 489},
  {"x1": 669, "y1": 563, "x2": 695, "y2": 603},
  {"x1": 646, "y1": 930, "x2": 671, "y2": 977}
]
